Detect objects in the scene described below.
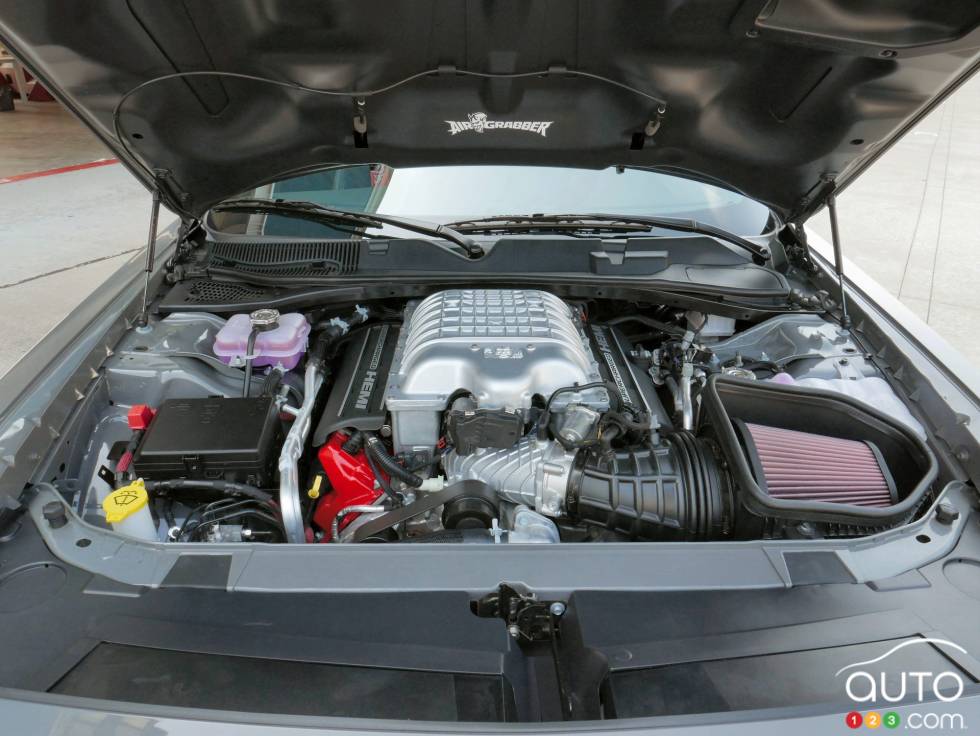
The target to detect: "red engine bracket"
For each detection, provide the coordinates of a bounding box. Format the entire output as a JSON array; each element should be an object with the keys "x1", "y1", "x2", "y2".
[{"x1": 313, "y1": 432, "x2": 384, "y2": 541}]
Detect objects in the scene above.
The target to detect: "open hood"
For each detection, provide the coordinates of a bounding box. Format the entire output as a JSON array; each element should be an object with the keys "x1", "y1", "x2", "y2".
[{"x1": 2, "y1": 1, "x2": 980, "y2": 222}]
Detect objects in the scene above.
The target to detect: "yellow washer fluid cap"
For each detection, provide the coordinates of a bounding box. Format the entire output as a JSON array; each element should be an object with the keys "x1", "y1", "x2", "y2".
[{"x1": 103, "y1": 480, "x2": 149, "y2": 523}]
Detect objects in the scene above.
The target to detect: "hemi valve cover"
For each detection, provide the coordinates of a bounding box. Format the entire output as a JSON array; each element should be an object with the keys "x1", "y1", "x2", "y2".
[{"x1": 312, "y1": 323, "x2": 400, "y2": 445}]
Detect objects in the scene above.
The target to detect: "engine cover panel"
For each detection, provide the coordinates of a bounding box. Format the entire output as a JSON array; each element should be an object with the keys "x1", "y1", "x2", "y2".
[{"x1": 385, "y1": 289, "x2": 608, "y2": 452}]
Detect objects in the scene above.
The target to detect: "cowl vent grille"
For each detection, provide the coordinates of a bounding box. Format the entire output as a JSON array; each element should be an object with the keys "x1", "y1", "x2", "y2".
[
  {"x1": 184, "y1": 280, "x2": 267, "y2": 304},
  {"x1": 209, "y1": 240, "x2": 359, "y2": 276}
]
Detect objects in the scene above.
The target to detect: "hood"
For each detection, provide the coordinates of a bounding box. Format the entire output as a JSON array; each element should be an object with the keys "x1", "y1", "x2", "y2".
[{"x1": 2, "y1": 1, "x2": 980, "y2": 222}]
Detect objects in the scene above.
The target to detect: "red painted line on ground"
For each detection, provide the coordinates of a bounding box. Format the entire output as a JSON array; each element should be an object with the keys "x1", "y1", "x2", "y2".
[{"x1": 0, "y1": 157, "x2": 119, "y2": 185}]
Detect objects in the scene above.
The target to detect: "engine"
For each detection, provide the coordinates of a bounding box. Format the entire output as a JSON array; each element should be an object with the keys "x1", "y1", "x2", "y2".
[
  {"x1": 87, "y1": 288, "x2": 936, "y2": 545},
  {"x1": 306, "y1": 289, "x2": 935, "y2": 544}
]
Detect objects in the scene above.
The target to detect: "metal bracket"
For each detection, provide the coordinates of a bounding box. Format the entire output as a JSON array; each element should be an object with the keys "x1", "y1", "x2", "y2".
[
  {"x1": 643, "y1": 104, "x2": 667, "y2": 138},
  {"x1": 473, "y1": 583, "x2": 563, "y2": 643},
  {"x1": 352, "y1": 97, "x2": 368, "y2": 147}
]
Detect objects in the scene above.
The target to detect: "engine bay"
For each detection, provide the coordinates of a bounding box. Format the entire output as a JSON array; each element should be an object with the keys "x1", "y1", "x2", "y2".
[{"x1": 63, "y1": 288, "x2": 936, "y2": 547}]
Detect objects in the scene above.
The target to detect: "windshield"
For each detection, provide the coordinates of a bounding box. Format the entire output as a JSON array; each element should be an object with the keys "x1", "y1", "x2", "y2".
[{"x1": 209, "y1": 164, "x2": 772, "y2": 240}]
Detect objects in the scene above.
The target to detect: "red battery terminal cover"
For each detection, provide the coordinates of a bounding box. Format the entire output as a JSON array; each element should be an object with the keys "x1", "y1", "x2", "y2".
[{"x1": 127, "y1": 404, "x2": 156, "y2": 431}]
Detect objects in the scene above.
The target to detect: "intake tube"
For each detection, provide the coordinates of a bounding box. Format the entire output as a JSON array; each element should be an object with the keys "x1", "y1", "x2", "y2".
[{"x1": 567, "y1": 432, "x2": 732, "y2": 540}]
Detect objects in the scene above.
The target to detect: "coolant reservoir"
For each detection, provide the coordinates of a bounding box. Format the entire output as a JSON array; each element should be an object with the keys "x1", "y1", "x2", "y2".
[
  {"x1": 102, "y1": 480, "x2": 158, "y2": 541},
  {"x1": 213, "y1": 312, "x2": 311, "y2": 370}
]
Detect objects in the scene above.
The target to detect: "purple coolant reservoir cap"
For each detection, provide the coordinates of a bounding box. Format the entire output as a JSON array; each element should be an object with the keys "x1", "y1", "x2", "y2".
[{"x1": 213, "y1": 312, "x2": 311, "y2": 370}]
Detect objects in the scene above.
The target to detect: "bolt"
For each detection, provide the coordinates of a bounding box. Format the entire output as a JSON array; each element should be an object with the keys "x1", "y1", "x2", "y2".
[
  {"x1": 935, "y1": 502, "x2": 960, "y2": 525},
  {"x1": 508, "y1": 624, "x2": 521, "y2": 638},
  {"x1": 42, "y1": 502, "x2": 68, "y2": 529},
  {"x1": 745, "y1": 28, "x2": 759, "y2": 38},
  {"x1": 879, "y1": 49, "x2": 897, "y2": 58},
  {"x1": 550, "y1": 601, "x2": 567, "y2": 617}
]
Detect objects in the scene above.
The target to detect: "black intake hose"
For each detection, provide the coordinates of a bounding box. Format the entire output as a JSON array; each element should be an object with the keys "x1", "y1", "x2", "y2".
[
  {"x1": 568, "y1": 432, "x2": 732, "y2": 540},
  {"x1": 364, "y1": 434, "x2": 423, "y2": 489}
]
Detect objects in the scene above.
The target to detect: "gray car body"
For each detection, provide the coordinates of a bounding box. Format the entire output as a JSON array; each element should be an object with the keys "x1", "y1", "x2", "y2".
[
  {"x1": 0, "y1": 225, "x2": 978, "y2": 733},
  {"x1": 2, "y1": 2, "x2": 980, "y2": 732}
]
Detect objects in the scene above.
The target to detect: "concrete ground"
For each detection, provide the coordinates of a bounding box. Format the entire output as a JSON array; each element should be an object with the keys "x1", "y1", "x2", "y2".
[
  {"x1": 809, "y1": 74, "x2": 980, "y2": 367},
  {"x1": 0, "y1": 82, "x2": 978, "y2": 378},
  {"x1": 0, "y1": 104, "x2": 169, "y2": 378}
]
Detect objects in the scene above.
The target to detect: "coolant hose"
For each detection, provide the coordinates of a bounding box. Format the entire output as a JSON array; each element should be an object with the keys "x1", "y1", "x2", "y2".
[
  {"x1": 364, "y1": 434, "x2": 423, "y2": 488},
  {"x1": 278, "y1": 362, "x2": 326, "y2": 543},
  {"x1": 243, "y1": 328, "x2": 260, "y2": 397}
]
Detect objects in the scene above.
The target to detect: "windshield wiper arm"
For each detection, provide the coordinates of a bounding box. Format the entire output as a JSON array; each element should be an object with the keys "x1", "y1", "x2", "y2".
[
  {"x1": 213, "y1": 198, "x2": 484, "y2": 257},
  {"x1": 445, "y1": 213, "x2": 768, "y2": 262}
]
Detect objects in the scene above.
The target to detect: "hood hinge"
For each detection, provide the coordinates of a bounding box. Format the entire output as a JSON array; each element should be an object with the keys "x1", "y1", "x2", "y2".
[
  {"x1": 781, "y1": 221, "x2": 817, "y2": 274},
  {"x1": 164, "y1": 217, "x2": 202, "y2": 284}
]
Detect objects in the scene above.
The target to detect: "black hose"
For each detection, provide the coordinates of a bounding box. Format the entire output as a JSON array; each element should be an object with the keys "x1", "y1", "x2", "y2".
[
  {"x1": 162, "y1": 498, "x2": 176, "y2": 529},
  {"x1": 144, "y1": 479, "x2": 274, "y2": 504},
  {"x1": 261, "y1": 370, "x2": 305, "y2": 405},
  {"x1": 309, "y1": 308, "x2": 375, "y2": 363},
  {"x1": 364, "y1": 434, "x2": 423, "y2": 488},
  {"x1": 243, "y1": 327, "x2": 260, "y2": 397},
  {"x1": 363, "y1": 445, "x2": 401, "y2": 505},
  {"x1": 341, "y1": 430, "x2": 366, "y2": 455},
  {"x1": 603, "y1": 410, "x2": 651, "y2": 433}
]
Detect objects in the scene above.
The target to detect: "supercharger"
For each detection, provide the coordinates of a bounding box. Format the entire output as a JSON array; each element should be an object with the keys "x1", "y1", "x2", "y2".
[{"x1": 384, "y1": 289, "x2": 611, "y2": 455}]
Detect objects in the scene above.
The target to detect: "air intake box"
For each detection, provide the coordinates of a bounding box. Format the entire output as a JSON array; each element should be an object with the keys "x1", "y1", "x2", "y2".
[
  {"x1": 132, "y1": 396, "x2": 282, "y2": 486},
  {"x1": 700, "y1": 375, "x2": 936, "y2": 527}
]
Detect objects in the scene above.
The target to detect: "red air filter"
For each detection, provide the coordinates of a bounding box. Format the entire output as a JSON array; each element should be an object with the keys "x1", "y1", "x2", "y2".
[{"x1": 739, "y1": 423, "x2": 897, "y2": 507}]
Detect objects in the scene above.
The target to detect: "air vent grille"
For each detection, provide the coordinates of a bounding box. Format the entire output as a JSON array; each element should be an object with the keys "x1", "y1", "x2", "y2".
[
  {"x1": 184, "y1": 280, "x2": 268, "y2": 304},
  {"x1": 209, "y1": 241, "x2": 359, "y2": 276}
]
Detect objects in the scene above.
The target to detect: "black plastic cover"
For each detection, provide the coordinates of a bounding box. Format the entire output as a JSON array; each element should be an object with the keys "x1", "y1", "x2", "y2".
[
  {"x1": 446, "y1": 408, "x2": 523, "y2": 455},
  {"x1": 132, "y1": 396, "x2": 281, "y2": 486},
  {"x1": 586, "y1": 323, "x2": 671, "y2": 428}
]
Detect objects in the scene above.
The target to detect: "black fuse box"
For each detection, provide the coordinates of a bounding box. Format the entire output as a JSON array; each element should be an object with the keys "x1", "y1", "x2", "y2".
[{"x1": 133, "y1": 396, "x2": 282, "y2": 486}]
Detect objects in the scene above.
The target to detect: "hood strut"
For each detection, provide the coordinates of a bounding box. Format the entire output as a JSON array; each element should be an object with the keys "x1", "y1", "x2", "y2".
[
  {"x1": 826, "y1": 193, "x2": 851, "y2": 331},
  {"x1": 136, "y1": 187, "x2": 162, "y2": 328}
]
